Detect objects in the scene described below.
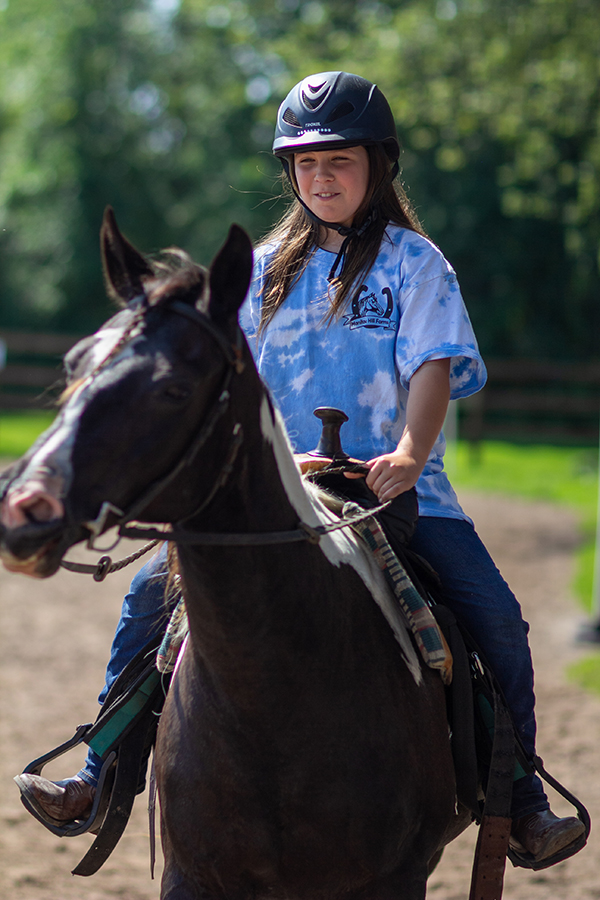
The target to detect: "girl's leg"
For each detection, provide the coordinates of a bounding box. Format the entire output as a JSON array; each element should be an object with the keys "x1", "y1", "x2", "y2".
[
  {"x1": 407, "y1": 515, "x2": 547, "y2": 817},
  {"x1": 78, "y1": 543, "x2": 173, "y2": 785},
  {"x1": 15, "y1": 544, "x2": 176, "y2": 827}
]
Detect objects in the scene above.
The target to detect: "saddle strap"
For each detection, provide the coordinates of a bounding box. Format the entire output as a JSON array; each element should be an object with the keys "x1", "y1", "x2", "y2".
[
  {"x1": 468, "y1": 692, "x2": 514, "y2": 900},
  {"x1": 469, "y1": 814, "x2": 512, "y2": 900},
  {"x1": 431, "y1": 604, "x2": 479, "y2": 816}
]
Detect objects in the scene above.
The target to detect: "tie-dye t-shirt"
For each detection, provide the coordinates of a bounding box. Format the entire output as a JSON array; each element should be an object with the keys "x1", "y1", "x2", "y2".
[{"x1": 240, "y1": 225, "x2": 487, "y2": 521}]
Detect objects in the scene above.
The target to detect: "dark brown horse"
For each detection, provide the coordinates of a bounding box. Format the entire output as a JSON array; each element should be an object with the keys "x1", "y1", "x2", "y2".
[{"x1": 0, "y1": 210, "x2": 469, "y2": 899}]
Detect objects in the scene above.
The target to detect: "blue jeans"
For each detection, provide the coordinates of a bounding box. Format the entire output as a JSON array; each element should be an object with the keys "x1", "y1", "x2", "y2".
[
  {"x1": 408, "y1": 516, "x2": 547, "y2": 817},
  {"x1": 79, "y1": 518, "x2": 548, "y2": 818},
  {"x1": 78, "y1": 543, "x2": 172, "y2": 786}
]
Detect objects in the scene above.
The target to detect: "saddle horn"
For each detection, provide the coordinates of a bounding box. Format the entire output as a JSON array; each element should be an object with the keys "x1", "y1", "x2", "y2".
[{"x1": 308, "y1": 407, "x2": 350, "y2": 460}]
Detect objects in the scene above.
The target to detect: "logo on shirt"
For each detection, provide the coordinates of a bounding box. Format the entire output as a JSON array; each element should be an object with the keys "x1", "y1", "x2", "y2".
[{"x1": 343, "y1": 285, "x2": 395, "y2": 331}]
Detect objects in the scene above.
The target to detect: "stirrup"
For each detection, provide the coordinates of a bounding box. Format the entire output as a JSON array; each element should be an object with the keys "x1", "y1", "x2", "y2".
[
  {"x1": 508, "y1": 828, "x2": 588, "y2": 871},
  {"x1": 507, "y1": 755, "x2": 591, "y2": 870},
  {"x1": 15, "y1": 724, "x2": 116, "y2": 837}
]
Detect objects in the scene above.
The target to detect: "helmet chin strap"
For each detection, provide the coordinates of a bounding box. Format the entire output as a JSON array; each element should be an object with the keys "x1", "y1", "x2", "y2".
[{"x1": 280, "y1": 155, "x2": 398, "y2": 282}]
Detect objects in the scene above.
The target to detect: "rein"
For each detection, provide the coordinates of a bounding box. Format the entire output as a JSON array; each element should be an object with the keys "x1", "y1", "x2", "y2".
[
  {"x1": 59, "y1": 499, "x2": 392, "y2": 581},
  {"x1": 118, "y1": 499, "x2": 392, "y2": 546}
]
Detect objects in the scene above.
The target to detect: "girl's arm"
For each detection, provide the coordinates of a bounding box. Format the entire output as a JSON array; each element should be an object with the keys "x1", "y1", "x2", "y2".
[{"x1": 350, "y1": 357, "x2": 451, "y2": 502}]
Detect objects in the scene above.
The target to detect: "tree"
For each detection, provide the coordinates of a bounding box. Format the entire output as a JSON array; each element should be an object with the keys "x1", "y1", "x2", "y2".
[{"x1": 0, "y1": 0, "x2": 598, "y2": 360}]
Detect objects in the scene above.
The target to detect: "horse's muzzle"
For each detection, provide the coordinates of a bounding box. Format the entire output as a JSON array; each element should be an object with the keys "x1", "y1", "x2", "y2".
[{"x1": 0, "y1": 519, "x2": 78, "y2": 578}]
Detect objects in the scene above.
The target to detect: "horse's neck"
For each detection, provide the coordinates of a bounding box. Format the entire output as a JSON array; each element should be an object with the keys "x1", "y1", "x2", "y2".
[
  {"x1": 175, "y1": 392, "x2": 340, "y2": 694},
  {"x1": 178, "y1": 390, "x2": 312, "y2": 596}
]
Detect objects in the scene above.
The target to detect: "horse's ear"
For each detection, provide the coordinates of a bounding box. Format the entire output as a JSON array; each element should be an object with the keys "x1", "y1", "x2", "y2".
[
  {"x1": 208, "y1": 225, "x2": 253, "y2": 326},
  {"x1": 100, "y1": 206, "x2": 154, "y2": 305}
]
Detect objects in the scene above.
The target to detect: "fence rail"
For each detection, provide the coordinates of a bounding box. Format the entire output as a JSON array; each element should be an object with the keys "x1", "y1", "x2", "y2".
[
  {"x1": 0, "y1": 334, "x2": 598, "y2": 444},
  {"x1": 460, "y1": 359, "x2": 600, "y2": 445},
  {"x1": 0, "y1": 330, "x2": 84, "y2": 410}
]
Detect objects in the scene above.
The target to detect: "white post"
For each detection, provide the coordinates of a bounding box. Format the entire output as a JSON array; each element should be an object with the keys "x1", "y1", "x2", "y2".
[
  {"x1": 591, "y1": 417, "x2": 600, "y2": 620},
  {"x1": 443, "y1": 399, "x2": 458, "y2": 478},
  {"x1": 580, "y1": 410, "x2": 600, "y2": 641}
]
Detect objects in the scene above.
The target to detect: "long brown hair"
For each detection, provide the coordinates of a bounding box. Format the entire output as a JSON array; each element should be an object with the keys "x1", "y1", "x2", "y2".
[{"x1": 258, "y1": 144, "x2": 426, "y2": 335}]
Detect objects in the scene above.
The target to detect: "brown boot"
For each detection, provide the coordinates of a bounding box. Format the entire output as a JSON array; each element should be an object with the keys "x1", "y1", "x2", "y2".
[
  {"x1": 14, "y1": 774, "x2": 95, "y2": 825},
  {"x1": 510, "y1": 809, "x2": 585, "y2": 862}
]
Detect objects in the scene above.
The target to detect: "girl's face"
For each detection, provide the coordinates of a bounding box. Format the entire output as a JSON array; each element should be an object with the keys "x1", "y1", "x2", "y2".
[{"x1": 293, "y1": 145, "x2": 370, "y2": 228}]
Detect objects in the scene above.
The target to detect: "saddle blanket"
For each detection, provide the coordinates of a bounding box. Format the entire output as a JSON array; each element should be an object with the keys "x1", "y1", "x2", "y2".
[{"x1": 156, "y1": 507, "x2": 452, "y2": 684}]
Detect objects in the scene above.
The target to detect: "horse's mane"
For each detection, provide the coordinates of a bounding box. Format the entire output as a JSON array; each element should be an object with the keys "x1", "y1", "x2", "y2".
[
  {"x1": 142, "y1": 250, "x2": 209, "y2": 313},
  {"x1": 59, "y1": 251, "x2": 208, "y2": 411}
]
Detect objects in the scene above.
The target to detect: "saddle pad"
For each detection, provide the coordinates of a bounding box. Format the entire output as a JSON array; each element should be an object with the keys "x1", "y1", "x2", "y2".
[
  {"x1": 343, "y1": 501, "x2": 453, "y2": 684},
  {"x1": 157, "y1": 597, "x2": 188, "y2": 674}
]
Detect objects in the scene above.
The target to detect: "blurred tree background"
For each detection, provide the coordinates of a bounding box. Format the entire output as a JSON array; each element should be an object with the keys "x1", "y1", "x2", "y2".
[{"x1": 0, "y1": 0, "x2": 598, "y2": 360}]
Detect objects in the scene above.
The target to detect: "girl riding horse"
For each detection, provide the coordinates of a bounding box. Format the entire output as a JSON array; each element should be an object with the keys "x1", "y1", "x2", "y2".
[{"x1": 14, "y1": 70, "x2": 584, "y2": 869}]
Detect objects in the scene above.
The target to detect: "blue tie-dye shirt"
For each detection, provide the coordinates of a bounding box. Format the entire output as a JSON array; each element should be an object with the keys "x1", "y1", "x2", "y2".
[{"x1": 240, "y1": 225, "x2": 487, "y2": 521}]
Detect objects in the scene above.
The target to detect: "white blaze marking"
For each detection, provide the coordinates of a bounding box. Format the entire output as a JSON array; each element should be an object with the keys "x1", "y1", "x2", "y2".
[
  {"x1": 259, "y1": 393, "x2": 422, "y2": 684},
  {"x1": 13, "y1": 320, "x2": 139, "y2": 499}
]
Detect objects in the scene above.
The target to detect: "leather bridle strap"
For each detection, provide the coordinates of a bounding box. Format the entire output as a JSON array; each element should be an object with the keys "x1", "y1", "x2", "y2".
[
  {"x1": 117, "y1": 500, "x2": 392, "y2": 547},
  {"x1": 82, "y1": 301, "x2": 245, "y2": 539},
  {"x1": 168, "y1": 301, "x2": 245, "y2": 374}
]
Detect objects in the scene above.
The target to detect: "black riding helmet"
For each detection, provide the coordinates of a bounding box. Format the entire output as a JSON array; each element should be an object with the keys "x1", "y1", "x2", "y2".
[
  {"x1": 273, "y1": 71, "x2": 400, "y2": 162},
  {"x1": 272, "y1": 72, "x2": 400, "y2": 280}
]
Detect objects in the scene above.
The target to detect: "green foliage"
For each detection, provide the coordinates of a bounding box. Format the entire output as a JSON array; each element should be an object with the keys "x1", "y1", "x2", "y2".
[{"x1": 0, "y1": 0, "x2": 599, "y2": 358}]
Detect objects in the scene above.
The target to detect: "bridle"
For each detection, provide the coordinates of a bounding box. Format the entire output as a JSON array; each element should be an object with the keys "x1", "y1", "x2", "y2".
[
  {"x1": 60, "y1": 296, "x2": 391, "y2": 580},
  {"x1": 81, "y1": 298, "x2": 246, "y2": 544}
]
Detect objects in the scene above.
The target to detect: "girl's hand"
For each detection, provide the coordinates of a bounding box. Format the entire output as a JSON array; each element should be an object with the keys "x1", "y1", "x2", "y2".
[
  {"x1": 343, "y1": 358, "x2": 452, "y2": 502},
  {"x1": 344, "y1": 450, "x2": 422, "y2": 501},
  {"x1": 364, "y1": 450, "x2": 422, "y2": 501}
]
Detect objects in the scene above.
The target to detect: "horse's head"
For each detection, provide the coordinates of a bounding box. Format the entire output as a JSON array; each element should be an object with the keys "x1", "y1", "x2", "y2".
[{"x1": 0, "y1": 207, "x2": 253, "y2": 577}]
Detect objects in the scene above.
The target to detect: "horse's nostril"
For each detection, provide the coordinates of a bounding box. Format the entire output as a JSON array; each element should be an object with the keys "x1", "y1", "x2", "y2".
[
  {"x1": 3, "y1": 487, "x2": 64, "y2": 528},
  {"x1": 24, "y1": 497, "x2": 62, "y2": 523}
]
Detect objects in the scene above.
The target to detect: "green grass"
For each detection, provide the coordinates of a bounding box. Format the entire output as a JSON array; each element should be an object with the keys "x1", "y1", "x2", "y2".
[
  {"x1": 446, "y1": 441, "x2": 598, "y2": 526},
  {"x1": 566, "y1": 657, "x2": 600, "y2": 697},
  {"x1": 445, "y1": 441, "x2": 599, "y2": 613},
  {"x1": 0, "y1": 411, "x2": 56, "y2": 458},
  {"x1": 445, "y1": 439, "x2": 600, "y2": 695}
]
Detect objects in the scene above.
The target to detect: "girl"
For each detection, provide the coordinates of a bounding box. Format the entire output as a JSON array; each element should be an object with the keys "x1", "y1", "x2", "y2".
[{"x1": 17, "y1": 71, "x2": 584, "y2": 868}]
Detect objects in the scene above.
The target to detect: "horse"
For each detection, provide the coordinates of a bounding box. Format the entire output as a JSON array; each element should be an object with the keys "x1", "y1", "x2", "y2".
[{"x1": 0, "y1": 209, "x2": 470, "y2": 899}]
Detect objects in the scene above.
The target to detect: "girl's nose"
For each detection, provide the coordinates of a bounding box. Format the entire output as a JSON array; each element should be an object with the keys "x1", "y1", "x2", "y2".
[{"x1": 314, "y1": 161, "x2": 334, "y2": 181}]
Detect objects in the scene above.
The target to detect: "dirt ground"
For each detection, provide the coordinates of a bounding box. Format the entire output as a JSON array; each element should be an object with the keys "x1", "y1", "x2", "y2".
[{"x1": 1, "y1": 491, "x2": 599, "y2": 900}]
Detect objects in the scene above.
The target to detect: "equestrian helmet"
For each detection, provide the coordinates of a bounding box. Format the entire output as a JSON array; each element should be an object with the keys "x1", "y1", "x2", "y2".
[{"x1": 273, "y1": 71, "x2": 400, "y2": 162}]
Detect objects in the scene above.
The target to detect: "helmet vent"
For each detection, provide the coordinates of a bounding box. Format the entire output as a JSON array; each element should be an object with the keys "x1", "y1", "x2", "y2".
[
  {"x1": 282, "y1": 107, "x2": 301, "y2": 126},
  {"x1": 325, "y1": 101, "x2": 355, "y2": 123},
  {"x1": 301, "y1": 91, "x2": 324, "y2": 110}
]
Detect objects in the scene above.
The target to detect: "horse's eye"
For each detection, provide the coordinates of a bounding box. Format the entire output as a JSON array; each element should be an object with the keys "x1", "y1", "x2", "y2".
[{"x1": 163, "y1": 383, "x2": 192, "y2": 402}]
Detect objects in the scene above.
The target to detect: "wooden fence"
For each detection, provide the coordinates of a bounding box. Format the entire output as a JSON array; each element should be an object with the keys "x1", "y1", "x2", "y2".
[
  {"x1": 0, "y1": 332, "x2": 599, "y2": 445},
  {"x1": 0, "y1": 330, "x2": 84, "y2": 410},
  {"x1": 460, "y1": 359, "x2": 600, "y2": 445}
]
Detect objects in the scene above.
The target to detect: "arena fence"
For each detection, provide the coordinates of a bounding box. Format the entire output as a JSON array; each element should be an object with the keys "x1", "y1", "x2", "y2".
[{"x1": 0, "y1": 332, "x2": 599, "y2": 446}]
